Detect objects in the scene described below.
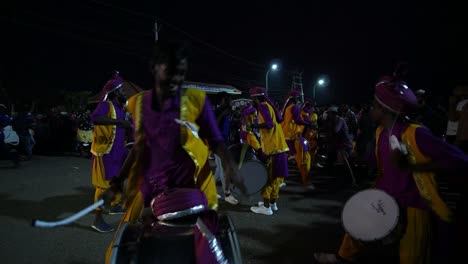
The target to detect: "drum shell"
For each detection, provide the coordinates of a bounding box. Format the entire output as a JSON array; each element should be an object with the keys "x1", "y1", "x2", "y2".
[
  {"x1": 109, "y1": 213, "x2": 242, "y2": 264},
  {"x1": 228, "y1": 144, "x2": 268, "y2": 196},
  {"x1": 342, "y1": 189, "x2": 405, "y2": 246}
]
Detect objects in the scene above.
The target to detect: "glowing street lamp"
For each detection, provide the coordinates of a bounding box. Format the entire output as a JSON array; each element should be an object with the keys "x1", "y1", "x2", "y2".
[
  {"x1": 313, "y1": 78, "x2": 327, "y2": 100},
  {"x1": 266, "y1": 63, "x2": 279, "y2": 93}
]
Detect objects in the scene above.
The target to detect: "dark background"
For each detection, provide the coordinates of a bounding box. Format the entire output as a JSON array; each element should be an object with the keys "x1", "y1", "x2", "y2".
[{"x1": 1, "y1": 0, "x2": 467, "y2": 106}]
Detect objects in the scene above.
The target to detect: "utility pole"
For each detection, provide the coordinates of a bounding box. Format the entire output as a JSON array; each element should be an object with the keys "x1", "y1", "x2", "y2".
[
  {"x1": 154, "y1": 19, "x2": 160, "y2": 43},
  {"x1": 291, "y1": 71, "x2": 304, "y2": 102}
]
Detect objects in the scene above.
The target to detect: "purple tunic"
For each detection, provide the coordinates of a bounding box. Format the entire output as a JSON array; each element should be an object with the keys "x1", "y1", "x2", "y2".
[
  {"x1": 374, "y1": 122, "x2": 468, "y2": 209},
  {"x1": 91, "y1": 100, "x2": 128, "y2": 180},
  {"x1": 140, "y1": 90, "x2": 223, "y2": 206}
]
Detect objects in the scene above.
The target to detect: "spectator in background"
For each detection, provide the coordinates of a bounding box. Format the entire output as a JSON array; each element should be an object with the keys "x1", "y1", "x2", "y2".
[
  {"x1": 76, "y1": 107, "x2": 93, "y2": 157},
  {"x1": 12, "y1": 104, "x2": 35, "y2": 160},
  {"x1": 415, "y1": 89, "x2": 446, "y2": 138},
  {"x1": 213, "y1": 92, "x2": 239, "y2": 204},
  {"x1": 0, "y1": 103, "x2": 19, "y2": 166},
  {"x1": 340, "y1": 104, "x2": 358, "y2": 140},
  {"x1": 445, "y1": 85, "x2": 468, "y2": 144},
  {"x1": 456, "y1": 102, "x2": 468, "y2": 153},
  {"x1": 324, "y1": 106, "x2": 353, "y2": 180}
]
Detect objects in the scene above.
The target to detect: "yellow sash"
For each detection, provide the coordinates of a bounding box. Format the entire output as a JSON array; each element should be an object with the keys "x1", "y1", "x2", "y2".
[
  {"x1": 242, "y1": 111, "x2": 261, "y2": 150},
  {"x1": 90, "y1": 101, "x2": 117, "y2": 157},
  {"x1": 281, "y1": 104, "x2": 300, "y2": 140},
  {"x1": 259, "y1": 102, "x2": 289, "y2": 155},
  {"x1": 375, "y1": 124, "x2": 452, "y2": 222}
]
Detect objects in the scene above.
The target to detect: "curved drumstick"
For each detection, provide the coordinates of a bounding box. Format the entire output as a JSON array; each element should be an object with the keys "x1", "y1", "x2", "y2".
[{"x1": 32, "y1": 199, "x2": 104, "y2": 228}]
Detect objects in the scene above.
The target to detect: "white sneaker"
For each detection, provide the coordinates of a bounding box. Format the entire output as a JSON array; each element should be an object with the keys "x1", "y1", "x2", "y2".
[
  {"x1": 279, "y1": 182, "x2": 287, "y2": 188},
  {"x1": 288, "y1": 156, "x2": 295, "y2": 161},
  {"x1": 258, "y1": 201, "x2": 278, "y2": 211},
  {"x1": 315, "y1": 163, "x2": 324, "y2": 168},
  {"x1": 250, "y1": 204, "x2": 273, "y2": 215},
  {"x1": 305, "y1": 184, "x2": 316, "y2": 191},
  {"x1": 217, "y1": 194, "x2": 222, "y2": 199},
  {"x1": 224, "y1": 195, "x2": 239, "y2": 205}
]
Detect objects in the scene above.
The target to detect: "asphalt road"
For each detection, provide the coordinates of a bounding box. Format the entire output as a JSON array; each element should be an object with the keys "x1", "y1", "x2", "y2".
[{"x1": 0, "y1": 156, "x2": 393, "y2": 264}]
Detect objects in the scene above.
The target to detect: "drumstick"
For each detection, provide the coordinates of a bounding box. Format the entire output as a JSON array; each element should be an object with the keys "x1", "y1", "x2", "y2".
[
  {"x1": 238, "y1": 143, "x2": 249, "y2": 169},
  {"x1": 32, "y1": 199, "x2": 104, "y2": 228}
]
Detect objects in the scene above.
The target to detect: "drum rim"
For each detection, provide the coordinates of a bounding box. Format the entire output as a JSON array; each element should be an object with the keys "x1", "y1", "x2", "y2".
[
  {"x1": 341, "y1": 189, "x2": 400, "y2": 242},
  {"x1": 109, "y1": 222, "x2": 130, "y2": 263}
]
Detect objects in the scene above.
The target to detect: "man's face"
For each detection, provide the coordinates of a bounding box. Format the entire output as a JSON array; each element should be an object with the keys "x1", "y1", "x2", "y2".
[
  {"x1": 114, "y1": 88, "x2": 127, "y2": 104},
  {"x1": 153, "y1": 58, "x2": 188, "y2": 94}
]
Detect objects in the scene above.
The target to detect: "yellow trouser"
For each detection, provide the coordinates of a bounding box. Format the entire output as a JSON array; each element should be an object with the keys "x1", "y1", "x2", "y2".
[
  {"x1": 294, "y1": 138, "x2": 311, "y2": 186},
  {"x1": 338, "y1": 207, "x2": 432, "y2": 264}
]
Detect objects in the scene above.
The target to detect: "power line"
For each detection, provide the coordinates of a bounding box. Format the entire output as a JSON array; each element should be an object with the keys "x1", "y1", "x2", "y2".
[
  {"x1": 0, "y1": 16, "x2": 147, "y2": 60},
  {"x1": 85, "y1": 0, "x2": 267, "y2": 70}
]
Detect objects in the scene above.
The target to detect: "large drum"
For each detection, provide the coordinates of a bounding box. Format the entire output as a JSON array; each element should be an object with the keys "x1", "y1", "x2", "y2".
[
  {"x1": 109, "y1": 213, "x2": 242, "y2": 264},
  {"x1": 228, "y1": 144, "x2": 268, "y2": 196},
  {"x1": 342, "y1": 189, "x2": 403, "y2": 245}
]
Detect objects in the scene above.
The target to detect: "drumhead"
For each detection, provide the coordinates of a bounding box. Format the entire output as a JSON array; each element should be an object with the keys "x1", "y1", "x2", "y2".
[
  {"x1": 342, "y1": 189, "x2": 399, "y2": 242},
  {"x1": 232, "y1": 160, "x2": 268, "y2": 196}
]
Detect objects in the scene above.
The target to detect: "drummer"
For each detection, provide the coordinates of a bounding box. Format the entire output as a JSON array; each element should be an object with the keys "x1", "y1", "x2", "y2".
[
  {"x1": 103, "y1": 41, "x2": 243, "y2": 263},
  {"x1": 298, "y1": 99, "x2": 319, "y2": 188},
  {"x1": 240, "y1": 104, "x2": 261, "y2": 150},
  {"x1": 281, "y1": 90, "x2": 313, "y2": 189},
  {"x1": 248, "y1": 87, "x2": 289, "y2": 216},
  {"x1": 90, "y1": 72, "x2": 132, "y2": 233},
  {"x1": 314, "y1": 74, "x2": 468, "y2": 264},
  {"x1": 300, "y1": 99, "x2": 319, "y2": 163}
]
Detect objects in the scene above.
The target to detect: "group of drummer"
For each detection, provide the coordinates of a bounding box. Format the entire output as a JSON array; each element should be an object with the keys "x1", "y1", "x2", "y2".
[
  {"x1": 229, "y1": 87, "x2": 320, "y2": 216},
  {"x1": 88, "y1": 40, "x2": 468, "y2": 264}
]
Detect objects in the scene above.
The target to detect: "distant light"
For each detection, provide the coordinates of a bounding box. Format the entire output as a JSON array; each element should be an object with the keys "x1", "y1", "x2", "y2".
[
  {"x1": 271, "y1": 64, "x2": 278, "y2": 70},
  {"x1": 318, "y1": 79, "x2": 325, "y2": 86}
]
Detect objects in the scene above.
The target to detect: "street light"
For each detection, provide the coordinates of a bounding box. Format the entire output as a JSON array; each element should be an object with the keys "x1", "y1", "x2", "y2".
[
  {"x1": 313, "y1": 78, "x2": 326, "y2": 101},
  {"x1": 265, "y1": 63, "x2": 279, "y2": 93}
]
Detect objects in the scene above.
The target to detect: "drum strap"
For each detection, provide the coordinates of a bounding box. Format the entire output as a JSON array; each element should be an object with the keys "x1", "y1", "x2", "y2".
[
  {"x1": 196, "y1": 161, "x2": 213, "y2": 191},
  {"x1": 238, "y1": 143, "x2": 249, "y2": 169}
]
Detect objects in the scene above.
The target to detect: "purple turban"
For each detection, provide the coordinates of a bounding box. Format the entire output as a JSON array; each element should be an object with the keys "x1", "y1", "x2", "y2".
[
  {"x1": 281, "y1": 89, "x2": 301, "y2": 116},
  {"x1": 374, "y1": 76, "x2": 418, "y2": 114},
  {"x1": 100, "y1": 71, "x2": 124, "y2": 101},
  {"x1": 249, "y1": 86, "x2": 283, "y2": 123}
]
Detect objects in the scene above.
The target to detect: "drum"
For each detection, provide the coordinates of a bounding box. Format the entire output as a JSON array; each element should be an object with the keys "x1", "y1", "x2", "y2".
[
  {"x1": 228, "y1": 144, "x2": 268, "y2": 196},
  {"x1": 342, "y1": 189, "x2": 403, "y2": 245},
  {"x1": 108, "y1": 213, "x2": 242, "y2": 264}
]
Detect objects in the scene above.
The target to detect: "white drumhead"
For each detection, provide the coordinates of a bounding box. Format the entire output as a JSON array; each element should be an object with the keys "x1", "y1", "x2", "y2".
[
  {"x1": 232, "y1": 160, "x2": 268, "y2": 196},
  {"x1": 342, "y1": 189, "x2": 399, "y2": 242}
]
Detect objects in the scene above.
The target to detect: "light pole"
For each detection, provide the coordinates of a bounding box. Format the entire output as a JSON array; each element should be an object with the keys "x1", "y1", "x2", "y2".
[
  {"x1": 313, "y1": 78, "x2": 326, "y2": 101},
  {"x1": 265, "y1": 63, "x2": 278, "y2": 94}
]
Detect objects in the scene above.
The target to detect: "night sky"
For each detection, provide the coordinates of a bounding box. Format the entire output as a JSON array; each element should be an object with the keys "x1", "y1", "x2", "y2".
[{"x1": 1, "y1": 0, "x2": 467, "y2": 106}]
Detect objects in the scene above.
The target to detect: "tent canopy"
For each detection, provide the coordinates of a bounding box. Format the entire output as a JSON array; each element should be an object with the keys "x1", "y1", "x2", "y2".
[{"x1": 88, "y1": 81, "x2": 242, "y2": 103}]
